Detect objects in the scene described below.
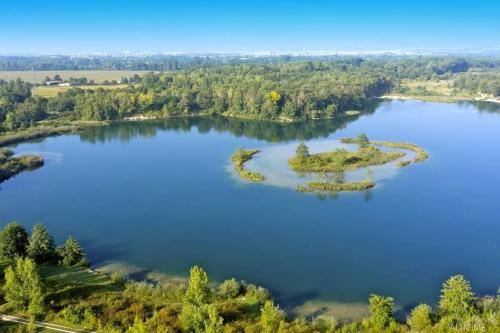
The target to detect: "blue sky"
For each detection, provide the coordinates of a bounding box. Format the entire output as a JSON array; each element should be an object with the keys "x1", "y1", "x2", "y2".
[{"x1": 1, "y1": 0, "x2": 499, "y2": 54}]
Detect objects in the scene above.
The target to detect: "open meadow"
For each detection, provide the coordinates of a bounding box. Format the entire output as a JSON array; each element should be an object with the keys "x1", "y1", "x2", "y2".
[{"x1": 0, "y1": 70, "x2": 152, "y2": 84}]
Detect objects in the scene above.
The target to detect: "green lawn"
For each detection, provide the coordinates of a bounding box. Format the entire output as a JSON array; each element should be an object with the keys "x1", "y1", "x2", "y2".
[{"x1": 0, "y1": 70, "x2": 153, "y2": 84}]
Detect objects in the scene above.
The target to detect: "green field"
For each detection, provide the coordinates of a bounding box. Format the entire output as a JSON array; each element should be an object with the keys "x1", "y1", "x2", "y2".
[
  {"x1": 34, "y1": 84, "x2": 129, "y2": 97},
  {"x1": 0, "y1": 70, "x2": 153, "y2": 84}
]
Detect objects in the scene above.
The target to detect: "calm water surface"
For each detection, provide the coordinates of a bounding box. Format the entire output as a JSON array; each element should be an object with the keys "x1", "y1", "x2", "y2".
[{"x1": 1, "y1": 100, "x2": 500, "y2": 314}]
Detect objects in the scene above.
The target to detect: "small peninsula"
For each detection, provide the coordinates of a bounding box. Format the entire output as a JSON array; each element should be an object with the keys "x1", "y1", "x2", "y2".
[
  {"x1": 0, "y1": 148, "x2": 44, "y2": 183},
  {"x1": 231, "y1": 148, "x2": 265, "y2": 182}
]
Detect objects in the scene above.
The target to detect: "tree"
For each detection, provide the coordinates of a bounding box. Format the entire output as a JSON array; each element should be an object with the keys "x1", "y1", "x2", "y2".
[
  {"x1": 357, "y1": 133, "x2": 369, "y2": 148},
  {"x1": 204, "y1": 304, "x2": 224, "y2": 333},
  {"x1": 0, "y1": 222, "x2": 29, "y2": 260},
  {"x1": 260, "y1": 300, "x2": 284, "y2": 333},
  {"x1": 407, "y1": 303, "x2": 433, "y2": 331},
  {"x1": 57, "y1": 236, "x2": 89, "y2": 266},
  {"x1": 4, "y1": 257, "x2": 45, "y2": 316},
  {"x1": 295, "y1": 142, "x2": 309, "y2": 159},
  {"x1": 180, "y1": 266, "x2": 212, "y2": 332},
  {"x1": 185, "y1": 266, "x2": 211, "y2": 305},
  {"x1": 53, "y1": 74, "x2": 62, "y2": 81},
  {"x1": 439, "y1": 275, "x2": 476, "y2": 318},
  {"x1": 27, "y1": 223, "x2": 55, "y2": 263},
  {"x1": 365, "y1": 294, "x2": 395, "y2": 330},
  {"x1": 218, "y1": 278, "x2": 242, "y2": 299}
]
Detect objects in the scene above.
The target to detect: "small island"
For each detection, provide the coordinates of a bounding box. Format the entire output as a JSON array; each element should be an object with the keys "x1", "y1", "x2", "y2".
[
  {"x1": 231, "y1": 148, "x2": 265, "y2": 182},
  {"x1": 289, "y1": 135, "x2": 405, "y2": 173},
  {"x1": 0, "y1": 148, "x2": 44, "y2": 183},
  {"x1": 231, "y1": 134, "x2": 428, "y2": 193},
  {"x1": 291, "y1": 134, "x2": 428, "y2": 193}
]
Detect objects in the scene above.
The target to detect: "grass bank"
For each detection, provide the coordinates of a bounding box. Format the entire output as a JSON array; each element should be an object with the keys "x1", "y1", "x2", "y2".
[{"x1": 231, "y1": 148, "x2": 265, "y2": 182}]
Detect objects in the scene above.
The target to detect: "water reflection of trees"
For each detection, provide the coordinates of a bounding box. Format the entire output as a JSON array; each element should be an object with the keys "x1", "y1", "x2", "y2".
[
  {"x1": 462, "y1": 101, "x2": 500, "y2": 114},
  {"x1": 79, "y1": 102, "x2": 380, "y2": 144}
]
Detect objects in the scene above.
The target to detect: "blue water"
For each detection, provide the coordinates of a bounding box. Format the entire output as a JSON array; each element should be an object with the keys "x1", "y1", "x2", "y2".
[{"x1": 1, "y1": 100, "x2": 500, "y2": 312}]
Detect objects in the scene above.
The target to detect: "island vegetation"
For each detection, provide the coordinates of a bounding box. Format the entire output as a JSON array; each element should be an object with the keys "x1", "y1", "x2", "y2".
[
  {"x1": 340, "y1": 136, "x2": 429, "y2": 167},
  {"x1": 289, "y1": 139, "x2": 405, "y2": 173},
  {"x1": 0, "y1": 221, "x2": 498, "y2": 333},
  {"x1": 289, "y1": 134, "x2": 428, "y2": 194},
  {"x1": 0, "y1": 148, "x2": 43, "y2": 183},
  {"x1": 231, "y1": 148, "x2": 265, "y2": 182}
]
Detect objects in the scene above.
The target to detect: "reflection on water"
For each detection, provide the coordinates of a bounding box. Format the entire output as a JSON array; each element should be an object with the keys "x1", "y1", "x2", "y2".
[{"x1": 78, "y1": 101, "x2": 380, "y2": 144}]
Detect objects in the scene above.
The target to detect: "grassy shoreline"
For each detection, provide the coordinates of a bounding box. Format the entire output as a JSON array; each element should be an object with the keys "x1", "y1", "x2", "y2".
[{"x1": 231, "y1": 148, "x2": 265, "y2": 182}]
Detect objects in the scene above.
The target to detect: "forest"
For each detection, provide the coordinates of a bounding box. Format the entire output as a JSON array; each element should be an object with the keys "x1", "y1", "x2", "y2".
[{"x1": 1, "y1": 56, "x2": 499, "y2": 136}]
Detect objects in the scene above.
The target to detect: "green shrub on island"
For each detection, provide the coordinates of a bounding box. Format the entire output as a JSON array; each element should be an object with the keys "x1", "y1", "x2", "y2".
[
  {"x1": 340, "y1": 135, "x2": 429, "y2": 166},
  {"x1": 0, "y1": 148, "x2": 44, "y2": 183},
  {"x1": 231, "y1": 148, "x2": 265, "y2": 182},
  {"x1": 289, "y1": 144, "x2": 405, "y2": 173}
]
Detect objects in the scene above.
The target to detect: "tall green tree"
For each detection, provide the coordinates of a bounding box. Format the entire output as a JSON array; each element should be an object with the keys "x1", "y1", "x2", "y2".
[
  {"x1": 4, "y1": 257, "x2": 45, "y2": 316},
  {"x1": 204, "y1": 304, "x2": 224, "y2": 333},
  {"x1": 357, "y1": 133, "x2": 370, "y2": 148},
  {"x1": 0, "y1": 222, "x2": 29, "y2": 260},
  {"x1": 295, "y1": 142, "x2": 310, "y2": 159},
  {"x1": 439, "y1": 275, "x2": 476, "y2": 318},
  {"x1": 180, "y1": 266, "x2": 212, "y2": 332},
  {"x1": 260, "y1": 300, "x2": 284, "y2": 333},
  {"x1": 364, "y1": 294, "x2": 395, "y2": 330},
  {"x1": 57, "y1": 235, "x2": 89, "y2": 266},
  {"x1": 27, "y1": 223, "x2": 55, "y2": 263}
]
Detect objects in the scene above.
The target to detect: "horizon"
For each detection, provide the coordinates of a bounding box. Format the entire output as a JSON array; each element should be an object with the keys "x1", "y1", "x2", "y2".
[{"x1": 2, "y1": 0, "x2": 499, "y2": 55}]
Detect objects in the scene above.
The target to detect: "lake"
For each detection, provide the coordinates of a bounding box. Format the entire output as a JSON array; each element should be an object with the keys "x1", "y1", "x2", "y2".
[{"x1": 1, "y1": 100, "x2": 500, "y2": 317}]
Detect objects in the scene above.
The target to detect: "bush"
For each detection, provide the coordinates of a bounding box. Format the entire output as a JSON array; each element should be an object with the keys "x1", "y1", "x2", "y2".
[
  {"x1": 407, "y1": 303, "x2": 433, "y2": 331},
  {"x1": 218, "y1": 278, "x2": 242, "y2": 299}
]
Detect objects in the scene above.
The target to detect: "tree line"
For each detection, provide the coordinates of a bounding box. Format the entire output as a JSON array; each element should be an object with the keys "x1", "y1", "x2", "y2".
[{"x1": 1, "y1": 57, "x2": 500, "y2": 133}]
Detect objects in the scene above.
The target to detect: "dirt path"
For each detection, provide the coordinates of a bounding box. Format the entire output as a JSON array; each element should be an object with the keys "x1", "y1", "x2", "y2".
[{"x1": 0, "y1": 314, "x2": 94, "y2": 333}]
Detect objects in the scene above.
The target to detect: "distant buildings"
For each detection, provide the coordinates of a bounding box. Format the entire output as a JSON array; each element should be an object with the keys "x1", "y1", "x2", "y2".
[{"x1": 44, "y1": 81, "x2": 71, "y2": 87}]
